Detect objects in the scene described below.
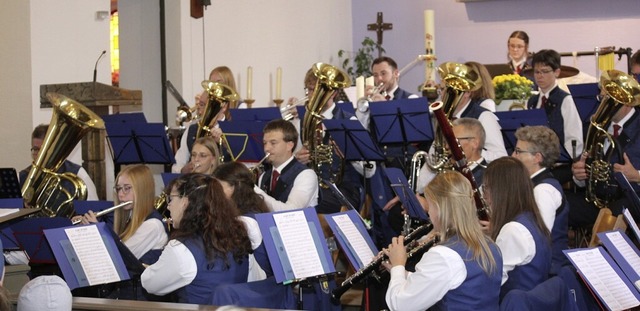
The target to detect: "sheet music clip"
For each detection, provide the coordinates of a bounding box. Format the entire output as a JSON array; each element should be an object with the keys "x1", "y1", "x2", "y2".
[
  {"x1": 218, "y1": 120, "x2": 268, "y2": 162},
  {"x1": 229, "y1": 107, "x2": 282, "y2": 121},
  {"x1": 0, "y1": 168, "x2": 22, "y2": 199},
  {"x1": 105, "y1": 120, "x2": 175, "y2": 165},
  {"x1": 255, "y1": 208, "x2": 336, "y2": 284},
  {"x1": 369, "y1": 97, "x2": 433, "y2": 145},
  {"x1": 322, "y1": 119, "x2": 385, "y2": 162},
  {"x1": 383, "y1": 167, "x2": 429, "y2": 221},
  {"x1": 568, "y1": 83, "x2": 600, "y2": 123},
  {"x1": 10, "y1": 217, "x2": 72, "y2": 264}
]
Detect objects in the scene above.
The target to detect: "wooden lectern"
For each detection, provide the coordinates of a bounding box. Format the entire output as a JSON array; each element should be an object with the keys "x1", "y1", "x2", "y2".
[{"x1": 39, "y1": 82, "x2": 142, "y2": 200}]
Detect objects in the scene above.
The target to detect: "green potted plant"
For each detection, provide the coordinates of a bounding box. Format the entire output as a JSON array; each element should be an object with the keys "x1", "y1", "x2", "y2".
[{"x1": 338, "y1": 37, "x2": 385, "y2": 83}]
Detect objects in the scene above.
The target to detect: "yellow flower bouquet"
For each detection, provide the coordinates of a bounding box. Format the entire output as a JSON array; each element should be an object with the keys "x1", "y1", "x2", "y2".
[{"x1": 492, "y1": 74, "x2": 534, "y2": 105}]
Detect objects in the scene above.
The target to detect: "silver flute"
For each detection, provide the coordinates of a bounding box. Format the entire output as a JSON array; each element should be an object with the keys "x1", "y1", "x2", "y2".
[{"x1": 72, "y1": 201, "x2": 133, "y2": 225}]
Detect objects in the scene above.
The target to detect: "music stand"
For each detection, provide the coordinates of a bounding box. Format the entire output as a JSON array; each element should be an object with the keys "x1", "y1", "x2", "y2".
[
  {"x1": 614, "y1": 172, "x2": 640, "y2": 222},
  {"x1": 0, "y1": 168, "x2": 21, "y2": 199},
  {"x1": 101, "y1": 112, "x2": 147, "y2": 124},
  {"x1": 484, "y1": 63, "x2": 514, "y2": 78},
  {"x1": 11, "y1": 217, "x2": 72, "y2": 264},
  {"x1": 369, "y1": 97, "x2": 433, "y2": 146},
  {"x1": 383, "y1": 167, "x2": 429, "y2": 221},
  {"x1": 322, "y1": 119, "x2": 385, "y2": 162},
  {"x1": 218, "y1": 120, "x2": 268, "y2": 163},
  {"x1": 105, "y1": 121, "x2": 175, "y2": 166},
  {"x1": 336, "y1": 102, "x2": 356, "y2": 115},
  {"x1": 229, "y1": 107, "x2": 282, "y2": 121},
  {"x1": 568, "y1": 83, "x2": 600, "y2": 123}
]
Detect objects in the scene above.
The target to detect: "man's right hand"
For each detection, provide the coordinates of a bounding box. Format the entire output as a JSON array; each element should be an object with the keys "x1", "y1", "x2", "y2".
[
  {"x1": 572, "y1": 153, "x2": 588, "y2": 181},
  {"x1": 296, "y1": 147, "x2": 311, "y2": 165}
]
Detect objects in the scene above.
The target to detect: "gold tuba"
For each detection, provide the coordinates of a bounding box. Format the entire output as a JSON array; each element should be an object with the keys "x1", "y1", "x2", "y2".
[
  {"x1": 302, "y1": 63, "x2": 351, "y2": 188},
  {"x1": 427, "y1": 62, "x2": 482, "y2": 173},
  {"x1": 198, "y1": 81, "x2": 239, "y2": 163},
  {"x1": 21, "y1": 93, "x2": 105, "y2": 218},
  {"x1": 585, "y1": 70, "x2": 640, "y2": 208}
]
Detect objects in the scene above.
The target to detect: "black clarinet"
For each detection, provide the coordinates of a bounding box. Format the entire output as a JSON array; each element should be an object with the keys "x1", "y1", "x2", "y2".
[{"x1": 330, "y1": 223, "x2": 433, "y2": 304}]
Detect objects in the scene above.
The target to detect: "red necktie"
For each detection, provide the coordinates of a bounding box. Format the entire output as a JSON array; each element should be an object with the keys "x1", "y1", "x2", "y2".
[
  {"x1": 516, "y1": 64, "x2": 522, "y2": 74},
  {"x1": 541, "y1": 96, "x2": 548, "y2": 108},
  {"x1": 270, "y1": 170, "x2": 280, "y2": 192},
  {"x1": 613, "y1": 124, "x2": 621, "y2": 139},
  {"x1": 385, "y1": 94, "x2": 391, "y2": 100}
]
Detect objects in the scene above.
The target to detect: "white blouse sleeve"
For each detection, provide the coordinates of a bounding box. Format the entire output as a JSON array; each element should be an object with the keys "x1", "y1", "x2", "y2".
[
  {"x1": 141, "y1": 240, "x2": 197, "y2": 295},
  {"x1": 123, "y1": 218, "x2": 168, "y2": 259},
  {"x1": 495, "y1": 221, "x2": 536, "y2": 285}
]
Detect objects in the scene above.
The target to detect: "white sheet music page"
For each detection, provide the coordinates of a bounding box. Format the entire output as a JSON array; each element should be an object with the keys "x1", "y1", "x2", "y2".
[
  {"x1": 567, "y1": 248, "x2": 640, "y2": 310},
  {"x1": 605, "y1": 231, "x2": 640, "y2": 279},
  {"x1": 65, "y1": 225, "x2": 120, "y2": 285},
  {"x1": 273, "y1": 211, "x2": 324, "y2": 279},
  {"x1": 623, "y1": 208, "x2": 640, "y2": 242},
  {"x1": 0, "y1": 208, "x2": 19, "y2": 217},
  {"x1": 333, "y1": 214, "x2": 375, "y2": 268}
]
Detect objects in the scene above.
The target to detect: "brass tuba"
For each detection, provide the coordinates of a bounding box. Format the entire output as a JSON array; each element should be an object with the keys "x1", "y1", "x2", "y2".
[
  {"x1": 584, "y1": 70, "x2": 640, "y2": 208},
  {"x1": 21, "y1": 93, "x2": 105, "y2": 218},
  {"x1": 198, "y1": 81, "x2": 239, "y2": 163},
  {"x1": 427, "y1": 62, "x2": 482, "y2": 173},
  {"x1": 302, "y1": 63, "x2": 351, "y2": 188}
]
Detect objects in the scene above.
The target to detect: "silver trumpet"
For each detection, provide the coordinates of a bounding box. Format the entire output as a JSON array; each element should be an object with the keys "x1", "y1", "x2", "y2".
[
  {"x1": 72, "y1": 201, "x2": 133, "y2": 225},
  {"x1": 356, "y1": 82, "x2": 386, "y2": 113},
  {"x1": 281, "y1": 96, "x2": 308, "y2": 121}
]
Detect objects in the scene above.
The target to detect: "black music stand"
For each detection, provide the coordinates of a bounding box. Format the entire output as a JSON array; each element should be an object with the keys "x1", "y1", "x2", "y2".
[
  {"x1": 229, "y1": 107, "x2": 282, "y2": 121},
  {"x1": 369, "y1": 97, "x2": 433, "y2": 146},
  {"x1": 218, "y1": 120, "x2": 269, "y2": 163},
  {"x1": 105, "y1": 121, "x2": 175, "y2": 170},
  {"x1": 0, "y1": 168, "x2": 21, "y2": 199},
  {"x1": 614, "y1": 172, "x2": 640, "y2": 222},
  {"x1": 101, "y1": 112, "x2": 147, "y2": 124},
  {"x1": 336, "y1": 102, "x2": 356, "y2": 115},
  {"x1": 322, "y1": 119, "x2": 385, "y2": 163}
]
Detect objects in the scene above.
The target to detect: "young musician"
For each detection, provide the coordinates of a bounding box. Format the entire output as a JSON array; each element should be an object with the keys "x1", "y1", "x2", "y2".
[
  {"x1": 255, "y1": 119, "x2": 318, "y2": 211},
  {"x1": 512, "y1": 126, "x2": 569, "y2": 274},
  {"x1": 368, "y1": 56, "x2": 419, "y2": 101},
  {"x1": 506, "y1": 30, "x2": 532, "y2": 75},
  {"x1": 482, "y1": 157, "x2": 551, "y2": 299},
  {"x1": 385, "y1": 171, "x2": 503, "y2": 311},
  {"x1": 173, "y1": 92, "x2": 207, "y2": 174},
  {"x1": 190, "y1": 137, "x2": 221, "y2": 175},
  {"x1": 80, "y1": 164, "x2": 168, "y2": 263},
  {"x1": 141, "y1": 174, "x2": 253, "y2": 304}
]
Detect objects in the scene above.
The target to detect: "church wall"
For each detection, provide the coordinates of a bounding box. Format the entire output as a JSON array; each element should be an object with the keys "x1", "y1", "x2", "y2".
[{"x1": 352, "y1": 0, "x2": 640, "y2": 94}]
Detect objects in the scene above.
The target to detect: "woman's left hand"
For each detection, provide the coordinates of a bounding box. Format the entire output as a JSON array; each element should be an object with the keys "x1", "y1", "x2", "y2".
[{"x1": 385, "y1": 236, "x2": 407, "y2": 268}]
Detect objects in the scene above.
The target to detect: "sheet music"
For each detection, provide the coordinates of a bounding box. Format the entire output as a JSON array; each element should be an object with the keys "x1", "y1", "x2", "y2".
[
  {"x1": 604, "y1": 231, "x2": 640, "y2": 278},
  {"x1": 623, "y1": 208, "x2": 640, "y2": 242},
  {"x1": 0, "y1": 208, "x2": 19, "y2": 217},
  {"x1": 64, "y1": 225, "x2": 120, "y2": 285},
  {"x1": 273, "y1": 211, "x2": 324, "y2": 279},
  {"x1": 332, "y1": 214, "x2": 375, "y2": 268},
  {"x1": 567, "y1": 248, "x2": 640, "y2": 310}
]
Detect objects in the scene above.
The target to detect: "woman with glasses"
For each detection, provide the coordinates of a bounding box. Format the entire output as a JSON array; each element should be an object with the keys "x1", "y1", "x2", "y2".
[
  {"x1": 506, "y1": 30, "x2": 532, "y2": 75},
  {"x1": 481, "y1": 157, "x2": 551, "y2": 300},
  {"x1": 190, "y1": 137, "x2": 221, "y2": 175},
  {"x1": 141, "y1": 173, "x2": 254, "y2": 304}
]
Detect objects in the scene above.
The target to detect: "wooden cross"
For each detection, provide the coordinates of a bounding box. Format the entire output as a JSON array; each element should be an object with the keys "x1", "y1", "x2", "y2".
[{"x1": 367, "y1": 12, "x2": 393, "y2": 58}]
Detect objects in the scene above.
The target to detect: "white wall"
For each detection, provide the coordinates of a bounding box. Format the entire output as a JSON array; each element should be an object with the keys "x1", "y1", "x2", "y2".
[{"x1": 352, "y1": 0, "x2": 640, "y2": 94}]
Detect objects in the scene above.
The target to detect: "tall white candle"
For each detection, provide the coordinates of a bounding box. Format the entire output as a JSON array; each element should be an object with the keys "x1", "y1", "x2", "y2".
[
  {"x1": 356, "y1": 76, "x2": 365, "y2": 100},
  {"x1": 246, "y1": 66, "x2": 253, "y2": 99},
  {"x1": 276, "y1": 67, "x2": 282, "y2": 99},
  {"x1": 424, "y1": 10, "x2": 435, "y2": 54},
  {"x1": 365, "y1": 76, "x2": 374, "y2": 88}
]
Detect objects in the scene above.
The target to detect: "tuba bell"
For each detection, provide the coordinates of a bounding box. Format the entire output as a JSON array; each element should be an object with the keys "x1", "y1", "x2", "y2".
[
  {"x1": 302, "y1": 63, "x2": 351, "y2": 188},
  {"x1": 21, "y1": 93, "x2": 105, "y2": 218},
  {"x1": 198, "y1": 81, "x2": 239, "y2": 163},
  {"x1": 427, "y1": 62, "x2": 482, "y2": 173},
  {"x1": 584, "y1": 70, "x2": 640, "y2": 208}
]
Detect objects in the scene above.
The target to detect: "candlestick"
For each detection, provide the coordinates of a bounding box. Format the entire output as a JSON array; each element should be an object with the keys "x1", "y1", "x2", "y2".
[
  {"x1": 243, "y1": 99, "x2": 255, "y2": 109},
  {"x1": 246, "y1": 66, "x2": 253, "y2": 99},
  {"x1": 273, "y1": 99, "x2": 284, "y2": 108},
  {"x1": 276, "y1": 67, "x2": 282, "y2": 99}
]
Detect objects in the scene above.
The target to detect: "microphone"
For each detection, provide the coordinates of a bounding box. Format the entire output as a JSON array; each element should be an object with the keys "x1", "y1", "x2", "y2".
[{"x1": 93, "y1": 50, "x2": 107, "y2": 83}]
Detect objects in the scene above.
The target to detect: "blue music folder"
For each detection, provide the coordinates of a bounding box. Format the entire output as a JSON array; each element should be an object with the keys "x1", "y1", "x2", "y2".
[
  {"x1": 44, "y1": 222, "x2": 131, "y2": 290},
  {"x1": 383, "y1": 167, "x2": 429, "y2": 221},
  {"x1": 255, "y1": 208, "x2": 335, "y2": 284},
  {"x1": 369, "y1": 97, "x2": 433, "y2": 144},
  {"x1": 323, "y1": 210, "x2": 377, "y2": 271}
]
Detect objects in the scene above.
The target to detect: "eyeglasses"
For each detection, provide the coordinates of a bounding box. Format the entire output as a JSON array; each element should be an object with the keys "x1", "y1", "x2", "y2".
[
  {"x1": 509, "y1": 44, "x2": 526, "y2": 50},
  {"x1": 514, "y1": 147, "x2": 537, "y2": 155},
  {"x1": 114, "y1": 185, "x2": 133, "y2": 194},
  {"x1": 533, "y1": 69, "x2": 554, "y2": 76},
  {"x1": 167, "y1": 193, "x2": 182, "y2": 204},
  {"x1": 30, "y1": 147, "x2": 40, "y2": 154}
]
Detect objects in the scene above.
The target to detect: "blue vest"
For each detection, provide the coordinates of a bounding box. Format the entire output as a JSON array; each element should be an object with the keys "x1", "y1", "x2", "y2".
[
  {"x1": 527, "y1": 87, "x2": 570, "y2": 145},
  {"x1": 185, "y1": 123, "x2": 198, "y2": 153},
  {"x1": 471, "y1": 159, "x2": 487, "y2": 187},
  {"x1": 177, "y1": 237, "x2": 249, "y2": 304},
  {"x1": 460, "y1": 98, "x2": 489, "y2": 120},
  {"x1": 259, "y1": 159, "x2": 309, "y2": 203},
  {"x1": 138, "y1": 210, "x2": 167, "y2": 265},
  {"x1": 433, "y1": 236, "x2": 503, "y2": 311},
  {"x1": 531, "y1": 169, "x2": 570, "y2": 275},
  {"x1": 501, "y1": 212, "x2": 551, "y2": 300},
  {"x1": 392, "y1": 87, "x2": 413, "y2": 100}
]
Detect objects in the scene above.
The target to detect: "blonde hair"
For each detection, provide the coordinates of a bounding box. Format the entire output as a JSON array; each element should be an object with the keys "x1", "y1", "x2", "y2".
[
  {"x1": 424, "y1": 171, "x2": 498, "y2": 275},
  {"x1": 113, "y1": 164, "x2": 156, "y2": 241},
  {"x1": 209, "y1": 66, "x2": 239, "y2": 120},
  {"x1": 193, "y1": 136, "x2": 220, "y2": 174}
]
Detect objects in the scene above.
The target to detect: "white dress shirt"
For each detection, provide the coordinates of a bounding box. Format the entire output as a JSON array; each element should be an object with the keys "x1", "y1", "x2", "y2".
[
  {"x1": 77, "y1": 166, "x2": 98, "y2": 200},
  {"x1": 123, "y1": 217, "x2": 168, "y2": 259},
  {"x1": 495, "y1": 221, "x2": 536, "y2": 285},
  {"x1": 254, "y1": 155, "x2": 319, "y2": 211},
  {"x1": 385, "y1": 245, "x2": 466, "y2": 311},
  {"x1": 531, "y1": 168, "x2": 562, "y2": 232}
]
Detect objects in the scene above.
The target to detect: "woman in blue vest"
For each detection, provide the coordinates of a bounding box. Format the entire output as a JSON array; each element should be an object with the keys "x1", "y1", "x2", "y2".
[
  {"x1": 483, "y1": 157, "x2": 551, "y2": 300},
  {"x1": 384, "y1": 171, "x2": 503, "y2": 311},
  {"x1": 141, "y1": 173, "x2": 253, "y2": 304}
]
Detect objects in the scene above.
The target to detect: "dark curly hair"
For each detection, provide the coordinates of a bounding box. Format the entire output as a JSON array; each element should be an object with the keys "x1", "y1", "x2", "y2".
[
  {"x1": 168, "y1": 173, "x2": 252, "y2": 266},
  {"x1": 213, "y1": 162, "x2": 270, "y2": 215}
]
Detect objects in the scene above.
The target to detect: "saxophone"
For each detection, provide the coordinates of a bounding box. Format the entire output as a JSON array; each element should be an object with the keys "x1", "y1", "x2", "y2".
[
  {"x1": 584, "y1": 70, "x2": 640, "y2": 208},
  {"x1": 301, "y1": 63, "x2": 351, "y2": 188},
  {"x1": 427, "y1": 62, "x2": 482, "y2": 173}
]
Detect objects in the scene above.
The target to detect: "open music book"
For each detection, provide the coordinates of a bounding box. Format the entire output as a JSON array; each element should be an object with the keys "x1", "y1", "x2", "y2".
[
  {"x1": 255, "y1": 208, "x2": 335, "y2": 284},
  {"x1": 323, "y1": 210, "x2": 377, "y2": 271},
  {"x1": 563, "y1": 230, "x2": 640, "y2": 310}
]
